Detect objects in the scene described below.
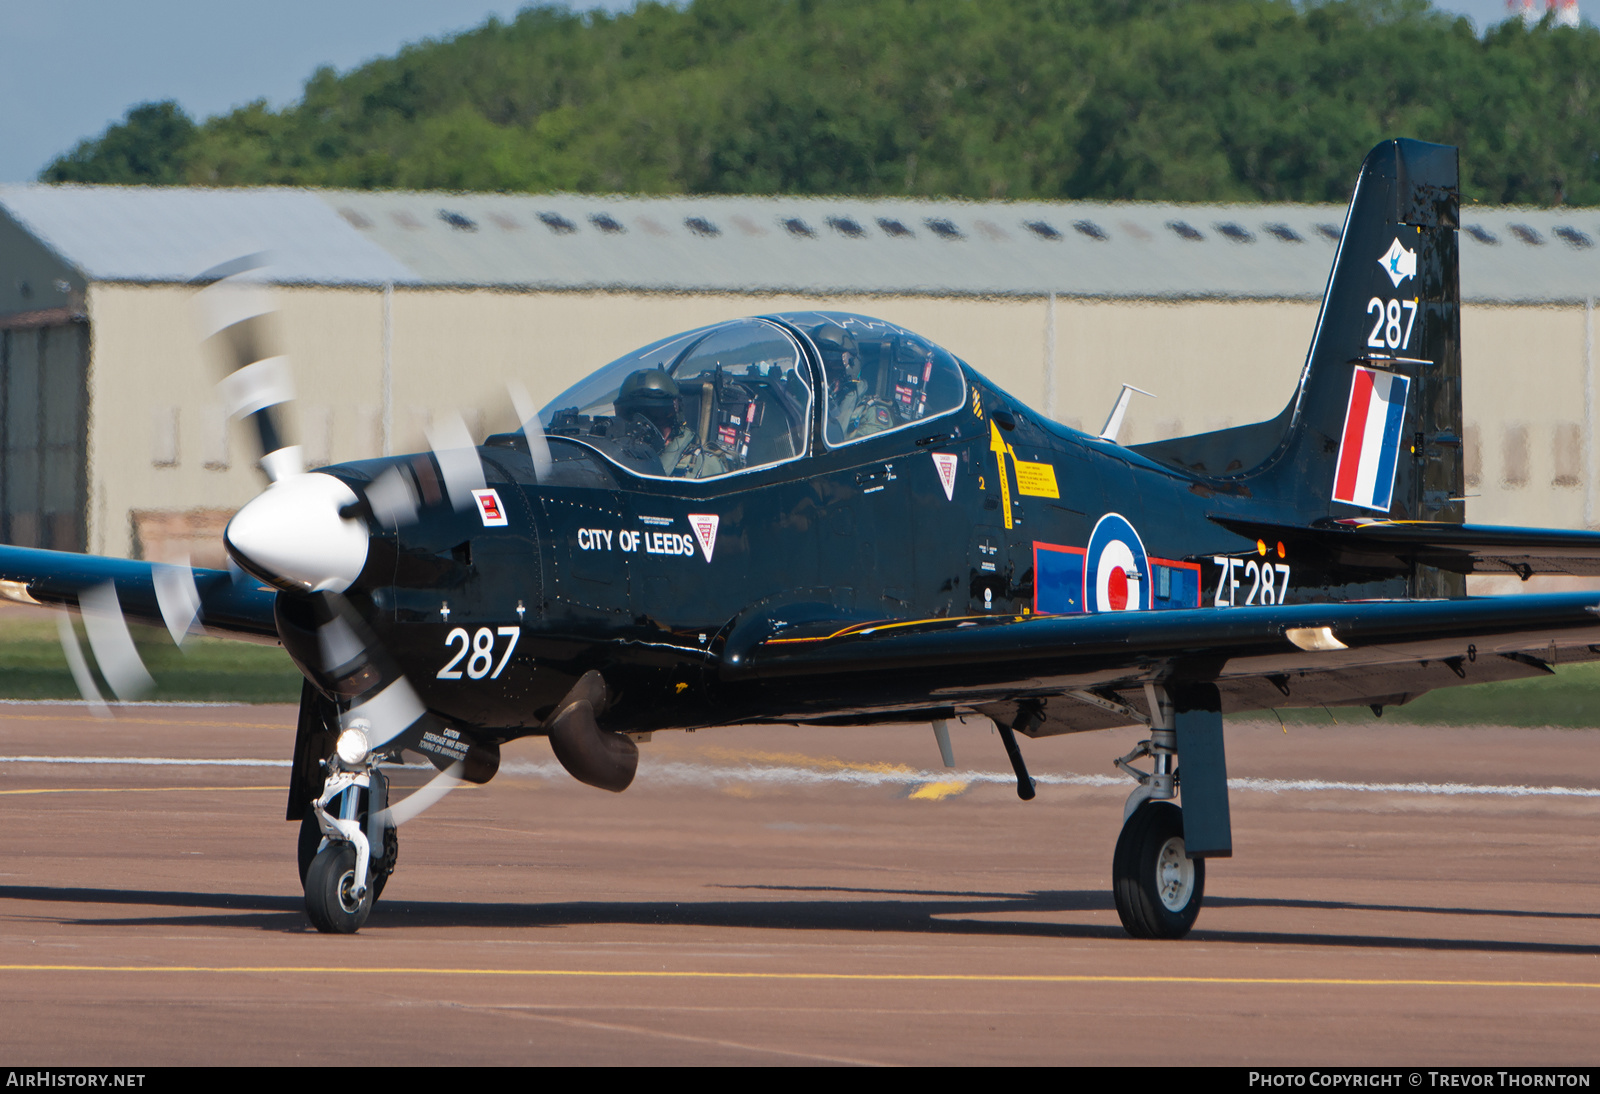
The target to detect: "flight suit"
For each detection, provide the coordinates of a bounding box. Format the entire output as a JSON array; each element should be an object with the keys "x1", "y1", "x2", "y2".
[
  {"x1": 833, "y1": 380, "x2": 893, "y2": 443},
  {"x1": 662, "y1": 423, "x2": 729, "y2": 479}
]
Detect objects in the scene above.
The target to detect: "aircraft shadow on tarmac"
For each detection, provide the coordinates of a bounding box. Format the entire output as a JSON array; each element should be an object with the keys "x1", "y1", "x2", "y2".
[{"x1": 2, "y1": 883, "x2": 1596, "y2": 956}]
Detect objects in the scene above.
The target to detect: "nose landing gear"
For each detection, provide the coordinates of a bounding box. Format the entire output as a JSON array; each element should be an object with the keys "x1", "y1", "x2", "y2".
[{"x1": 301, "y1": 761, "x2": 397, "y2": 934}]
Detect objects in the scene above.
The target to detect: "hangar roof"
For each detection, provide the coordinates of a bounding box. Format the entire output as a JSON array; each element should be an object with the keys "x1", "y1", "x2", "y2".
[{"x1": 1, "y1": 184, "x2": 1595, "y2": 304}]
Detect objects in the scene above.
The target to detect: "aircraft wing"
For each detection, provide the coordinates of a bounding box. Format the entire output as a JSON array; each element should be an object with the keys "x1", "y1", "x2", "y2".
[
  {"x1": 722, "y1": 593, "x2": 1600, "y2": 730},
  {"x1": 1213, "y1": 518, "x2": 1600, "y2": 578},
  {"x1": 0, "y1": 545, "x2": 281, "y2": 641}
]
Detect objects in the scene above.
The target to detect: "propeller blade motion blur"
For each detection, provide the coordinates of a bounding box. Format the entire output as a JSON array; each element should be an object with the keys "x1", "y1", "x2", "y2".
[
  {"x1": 193, "y1": 255, "x2": 303, "y2": 484},
  {"x1": 509, "y1": 380, "x2": 554, "y2": 482},
  {"x1": 78, "y1": 582, "x2": 154, "y2": 701}
]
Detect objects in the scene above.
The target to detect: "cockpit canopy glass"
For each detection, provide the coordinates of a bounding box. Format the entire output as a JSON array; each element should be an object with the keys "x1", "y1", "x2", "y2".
[
  {"x1": 775, "y1": 311, "x2": 967, "y2": 447},
  {"x1": 540, "y1": 318, "x2": 812, "y2": 481}
]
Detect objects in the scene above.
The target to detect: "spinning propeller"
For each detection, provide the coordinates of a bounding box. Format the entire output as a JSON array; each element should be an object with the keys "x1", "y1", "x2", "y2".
[
  {"x1": 195, "y1": 255, "x2": 482, "y2": 823},
  {"x1": 52, "y1": 255, "x2": 564, "y2": 824}
]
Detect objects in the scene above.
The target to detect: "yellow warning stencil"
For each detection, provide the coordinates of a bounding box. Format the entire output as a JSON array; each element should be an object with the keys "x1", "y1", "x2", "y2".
[{"x1": 1014, "y1": 460, "x2": 1060, "y2": 498}]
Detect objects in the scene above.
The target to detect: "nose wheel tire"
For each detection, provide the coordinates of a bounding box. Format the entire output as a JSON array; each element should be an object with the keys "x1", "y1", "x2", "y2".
[
  {"x1": 304, "y1": 842, "x2": 374, "y2": 934},
  {"x1": 298, "y1": 810, "x2": 397, "y2": 900},
  {"x1": 1112, "y1": 800, "x2": 1204, "y2": 940}
]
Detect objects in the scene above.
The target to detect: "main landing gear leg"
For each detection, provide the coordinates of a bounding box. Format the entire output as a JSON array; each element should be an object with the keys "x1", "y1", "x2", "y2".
[
  {"x1": 1110, "y1": 683, "x2": 1229, "y2": 940},
  {"x1": 303, "y1": 761, "x2": 397, "y2": 934}
]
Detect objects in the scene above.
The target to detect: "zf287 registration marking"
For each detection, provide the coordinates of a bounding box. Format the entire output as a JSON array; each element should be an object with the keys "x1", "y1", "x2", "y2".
[
  {"x1": 1213, "y1": 556, "x2": 1290, "y2": 607},
  {"x1": 438, "y1": 626, "x2": 521, "y2": 680}
]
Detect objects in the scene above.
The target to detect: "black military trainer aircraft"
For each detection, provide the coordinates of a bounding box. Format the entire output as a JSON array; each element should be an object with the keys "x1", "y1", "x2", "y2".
[{"x1": 6, "y1": 138, "x2": 1600, "y2": 937}]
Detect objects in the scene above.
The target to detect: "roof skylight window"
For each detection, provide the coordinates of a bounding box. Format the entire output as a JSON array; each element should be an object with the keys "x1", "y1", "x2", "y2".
[
  {"x1": 925, "y1": 218, "x2": 963, "y2": 240},
  {"x1": 1074, "y1": 221, "x2": 1110, "y2": 241},
  {"x1": 439, "y1": 209, "x2": 477, "y2": 232},
  {"x1": 1216, "y1": 222, "x2": 1254, "y2": 243},
  {"x1": 685, "y1": 216, "x2": 721, "y2": 237},
  {"x1": 1554, "y1": 226, "x2": 1593, "y2": 249},
  {"x1": 1315, "y1": 223, "x2": 1341, "y2": 242},
  {"x1": 538, "y1": 212, "x2": 577, "y2": 234},
  {"x1": 828, "y1": 216, "x2": 865, "y2": 238},
  {"x1": 1464, "y1": 225, "x2": 1499, "y2": 245},
  {"x1": 1263, "y1": 223, "x2": 1301, "y2": 243},
  {"x1": 1024, "y1": 220, "x2": 1062, "y2": 240},
  {"x1": 783, "y1": 217, "x2": 816, "y2": 238},
  {"x1": 1166, "y1": 220, "x2": 1203, "y2": 241},
  {"x1": 1509, "y1": 223, "x2": 1543, "y2": 245},
  {"x1": 877, "y1": 218, "x2": 913, "y2": 238},
  {"x1": 590, "y1": 213, "x2": 626, "y2": 234}
]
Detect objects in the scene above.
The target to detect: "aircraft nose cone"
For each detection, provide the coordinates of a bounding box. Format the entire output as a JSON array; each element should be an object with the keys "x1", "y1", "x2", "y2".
[{"x1": 224, "y1": 473, "x2": 369, "y2": 593}]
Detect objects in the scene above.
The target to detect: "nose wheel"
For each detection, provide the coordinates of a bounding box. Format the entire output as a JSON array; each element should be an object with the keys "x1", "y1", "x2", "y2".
[
  {"x1": 305, "y1": 842, "x2": 374, "y2": 934},
  {"x1": 1112, "y1": 801, "x2": 1204, "y2": 939},
  {"x1": 299, "y1": 809, "x2": 396, "y2": 900}
]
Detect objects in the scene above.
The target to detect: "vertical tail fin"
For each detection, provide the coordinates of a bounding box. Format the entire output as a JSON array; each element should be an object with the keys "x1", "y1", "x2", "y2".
[
  {"x1": 1279, "y1": 138, "x2": 1462, "y2": 531},
  {"x1": 1135, "y1": 139, "x2": 1463, "y2": 543}
]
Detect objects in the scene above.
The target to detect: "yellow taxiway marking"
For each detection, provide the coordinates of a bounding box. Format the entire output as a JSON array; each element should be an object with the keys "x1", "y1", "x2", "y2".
[
  {"x1": 908, "y1": 780, "x2": 970, "y2": 800},
  {"x1": 0, "y1": 786, "x2": 280, "y2": 796},
  {"x1": 0, "y1": 966, "x2": 1594, "y2": 990}
]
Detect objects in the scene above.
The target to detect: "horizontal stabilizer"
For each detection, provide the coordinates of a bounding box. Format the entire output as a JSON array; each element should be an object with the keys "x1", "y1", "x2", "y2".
[{"x1": 1212, "y1": 517, "x2": 1600, "y2": 578}]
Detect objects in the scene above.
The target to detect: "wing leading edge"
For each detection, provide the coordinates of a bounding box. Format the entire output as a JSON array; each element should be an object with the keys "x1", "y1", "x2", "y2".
[
  {"x1": 0, "y1": 545, "x2": 280, "y2": 641},
  {"x1": 721, "y1": 593, "x2": 1600, "y2": 729}
]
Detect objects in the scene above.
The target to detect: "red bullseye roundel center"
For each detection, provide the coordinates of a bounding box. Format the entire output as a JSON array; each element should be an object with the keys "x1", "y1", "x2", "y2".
[{"x1": 1107, "y1": 566, "x2": 1129, "y2": 610}]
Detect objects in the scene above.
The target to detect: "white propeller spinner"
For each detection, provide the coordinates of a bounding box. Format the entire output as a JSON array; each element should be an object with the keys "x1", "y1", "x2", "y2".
[{"x1": 224, "y1": 472, "x2": 370, "y2": 594}]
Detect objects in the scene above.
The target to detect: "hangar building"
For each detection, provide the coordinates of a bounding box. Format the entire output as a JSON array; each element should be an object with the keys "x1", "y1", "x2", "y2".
[{"x1": 0, "y1": 184, "x2": 1594, "y2": 573}]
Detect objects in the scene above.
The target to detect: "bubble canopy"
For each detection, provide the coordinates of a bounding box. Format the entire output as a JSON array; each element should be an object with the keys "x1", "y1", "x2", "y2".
[{"x1": 539, "y1": 313, "x2": 967, "y2": 481}]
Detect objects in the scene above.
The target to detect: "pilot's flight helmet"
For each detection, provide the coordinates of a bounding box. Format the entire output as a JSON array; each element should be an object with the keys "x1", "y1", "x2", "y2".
[
  {"x1": 810, "y1": 322, "x2": 861, "y2": 382},
  {"x1": 615, "y1": 368, "x2": 681, "y2": 424}
]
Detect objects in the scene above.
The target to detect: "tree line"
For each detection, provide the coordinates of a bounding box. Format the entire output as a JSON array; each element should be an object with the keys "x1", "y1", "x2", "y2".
[{"x1": 42, "y1": 0, "x2": 1600, "y2": 206}]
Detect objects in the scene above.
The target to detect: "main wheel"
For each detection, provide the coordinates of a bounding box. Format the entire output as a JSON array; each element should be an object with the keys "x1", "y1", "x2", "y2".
[
  {"x1": 1112, "y1": 801, "x2": 1204, "y2": 940},
  {"x1": 304, "y1": 842, "x2": 374, "y2": 934}
]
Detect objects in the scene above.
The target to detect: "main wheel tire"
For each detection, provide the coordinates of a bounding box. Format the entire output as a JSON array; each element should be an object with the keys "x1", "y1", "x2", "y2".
[
  {"x1": 304, "y1": 842, "x2": 374, "y2": 934},
  {"x1": 1112, "y1": 801, "x2": 1204, "y2": 940}
]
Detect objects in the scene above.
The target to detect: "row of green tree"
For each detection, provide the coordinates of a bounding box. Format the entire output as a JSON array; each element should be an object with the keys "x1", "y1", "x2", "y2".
[{"x1": 43, "y1": 0, "x2": 1600, "y2": 205}]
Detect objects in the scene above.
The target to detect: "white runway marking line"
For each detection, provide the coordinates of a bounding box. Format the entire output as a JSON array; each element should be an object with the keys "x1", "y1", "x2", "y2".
[
  {"x1": 2, "y1": 756, "x2": 1595, "y2": 799},
  {"x1": 0, "y1": 699, "x2": 258, "y2": 708},
  {"x1": 0, "y1": 756, "x2": 291, "y2": 767},
  {"x1": 498, "y1": 760, "x2": 1600, "y2": 800}
]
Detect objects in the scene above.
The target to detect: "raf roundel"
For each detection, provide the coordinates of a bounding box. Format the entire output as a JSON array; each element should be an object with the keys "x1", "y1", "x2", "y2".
[{"x1": 1084, "y1": 513, "x2": 1150, "y2": 613}]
